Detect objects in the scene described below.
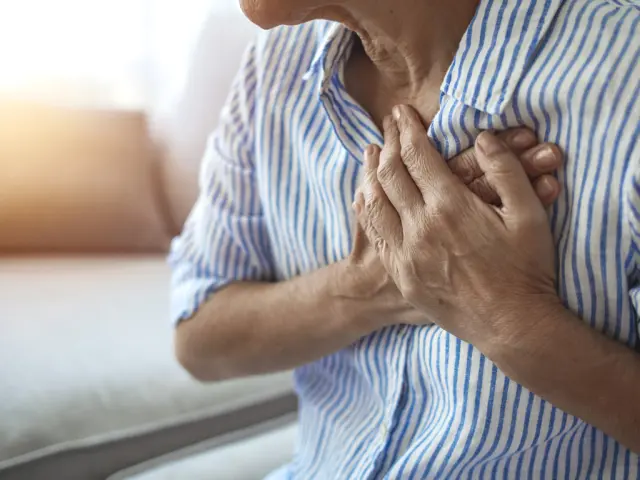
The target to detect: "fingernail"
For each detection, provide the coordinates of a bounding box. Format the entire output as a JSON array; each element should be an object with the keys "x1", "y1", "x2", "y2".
[
  {"x1": 477, "y1": 131, "x2": 507, "y2": 155},
  {"x1": 511, "y1": 130, "x2": 536, "y2": 149},
  {"x1": 534, "y1": 146, "x2": 558, "y2": 168},
  {"x1": 537, "y1": 177, "x2": 556, "y2": 197},
  {"x1": 393, "y1": 105, "x2": 403, "y2": 121},
  {"x1": 364, "y1": 145, "x2": 374, "y2": 166}
]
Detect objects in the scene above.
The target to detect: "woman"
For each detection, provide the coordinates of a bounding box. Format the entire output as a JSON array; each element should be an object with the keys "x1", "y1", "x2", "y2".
[{"x1": 170, "y1": 0, "x2": 640, "y2": 478}]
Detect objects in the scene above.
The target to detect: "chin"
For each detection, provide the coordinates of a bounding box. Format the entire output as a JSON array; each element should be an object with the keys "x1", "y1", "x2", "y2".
[
  {"x1": 239, "y1": 0, "x2": 293, "y2": 29},
  {"x1": 239, "y1": 0, "x2": 326, "y2": 29}
]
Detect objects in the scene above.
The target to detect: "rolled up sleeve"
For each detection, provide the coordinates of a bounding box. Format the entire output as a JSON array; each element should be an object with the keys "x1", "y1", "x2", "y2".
[{"x1": 168, "y1": 42, "x2": 275, "y2": 324}]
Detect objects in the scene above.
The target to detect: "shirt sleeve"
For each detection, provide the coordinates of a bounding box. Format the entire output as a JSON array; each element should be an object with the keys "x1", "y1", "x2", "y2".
[
  {"x1": 168, "y1": 42, "x2": 275, "y2": 325},
  {"x1": 627, "y1": 163, "x2": 640, "y2": 317}
]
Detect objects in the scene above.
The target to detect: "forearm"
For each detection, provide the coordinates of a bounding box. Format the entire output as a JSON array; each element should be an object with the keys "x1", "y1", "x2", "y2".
[
  {"x1": 175, "y1": 261, "x2": 381, "y2": 382},
  {"x1": 489, "y1": 303, "x2": 640, "y2": 453}
]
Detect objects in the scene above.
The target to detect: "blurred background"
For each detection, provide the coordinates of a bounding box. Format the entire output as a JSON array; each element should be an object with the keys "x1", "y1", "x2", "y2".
[{"x1": 0, "y1": 2, "x2": 297, "y2": 479}]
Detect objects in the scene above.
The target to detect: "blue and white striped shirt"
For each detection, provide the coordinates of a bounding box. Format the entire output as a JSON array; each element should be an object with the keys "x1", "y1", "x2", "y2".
[{"x1": 169, "y1": 0, "x2": 640, "y2": 477}]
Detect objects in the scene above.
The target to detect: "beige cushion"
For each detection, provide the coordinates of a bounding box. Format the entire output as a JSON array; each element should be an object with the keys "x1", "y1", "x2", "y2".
[
  {"x1": 0, "y1": 101, "x2": 170, "y2": 252},
  {"x1": 0, "y1": 256, "x2": 295, "y2": 479}
]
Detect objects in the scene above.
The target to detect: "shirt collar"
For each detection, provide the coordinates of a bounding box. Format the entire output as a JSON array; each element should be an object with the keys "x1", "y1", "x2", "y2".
[
  {"x1": 303, "y1": 21, "x2": 353, "y2": 90},
  {"x1": 442, "y1": 0, "x2": 564, "y2": 114},
  {"x1": 305, "y1": 0, "x2": 563, "y2": 115}
]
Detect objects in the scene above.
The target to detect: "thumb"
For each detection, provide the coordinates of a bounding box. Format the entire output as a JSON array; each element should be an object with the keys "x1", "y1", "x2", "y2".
[{"x1": 475, "y1": 131, "x2": 544, "y2": 216}]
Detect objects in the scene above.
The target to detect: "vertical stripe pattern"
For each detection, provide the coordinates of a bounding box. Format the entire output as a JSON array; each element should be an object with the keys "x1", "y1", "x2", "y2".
[{"x1": 169, "y1": 1, "x2": 640, "y2": 478}]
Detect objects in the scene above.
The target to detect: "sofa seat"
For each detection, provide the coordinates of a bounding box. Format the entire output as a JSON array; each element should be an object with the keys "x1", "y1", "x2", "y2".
[
  {"x1": 110, "y1": 421, "x2": 298, "y2": 480},
  {"x1": 0, "y1": 256, "x2": 296, "y2": 480}
]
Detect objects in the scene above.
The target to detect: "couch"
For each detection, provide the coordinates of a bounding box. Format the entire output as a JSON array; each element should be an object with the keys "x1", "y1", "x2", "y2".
[{"x1": 0, "y1": 3, "x2": 298, "y2": 479}]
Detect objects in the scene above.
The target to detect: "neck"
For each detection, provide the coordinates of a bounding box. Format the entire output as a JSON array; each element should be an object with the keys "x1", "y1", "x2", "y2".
[
  {"x1": 332, "y1": 0, "x2": 478, "y2": 122},
  {"x1": 346, "y1": 0, "x2": 478, "y2": 90}
]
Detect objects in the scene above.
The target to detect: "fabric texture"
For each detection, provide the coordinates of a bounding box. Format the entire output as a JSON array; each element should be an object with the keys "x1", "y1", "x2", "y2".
[
  {"x1": 0, "y1": 102, "x2": 170, "y2": 252},
  {"x1": 169, "y1": 0, "x2": 640, "y2": 478},
  {"x1": 0, "y1": 257, "x2": 295, "y2": 479}
]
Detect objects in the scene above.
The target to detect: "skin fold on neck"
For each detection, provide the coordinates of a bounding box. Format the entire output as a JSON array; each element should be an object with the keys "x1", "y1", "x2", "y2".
[{"x1": 321, "y1": 0, "x2": 480, "y2": 128}]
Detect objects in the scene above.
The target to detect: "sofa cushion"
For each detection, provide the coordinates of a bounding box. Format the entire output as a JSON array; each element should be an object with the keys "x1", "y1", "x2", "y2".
[
  {"x1": 0, "y1": 256, "x2": 296, "y2": 480},
  {"x1": 0, "y1": 102, "x2": 170, "y2": 252}
]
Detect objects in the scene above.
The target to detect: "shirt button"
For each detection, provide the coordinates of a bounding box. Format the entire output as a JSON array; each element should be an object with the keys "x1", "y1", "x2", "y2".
[{"x1": 379, "y1": 423, "x2": 389, "y2": 437}]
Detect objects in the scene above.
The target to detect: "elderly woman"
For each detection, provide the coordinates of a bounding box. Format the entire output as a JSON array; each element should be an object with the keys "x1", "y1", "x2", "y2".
[{"x1": 170, "y1": 0, "x2": 640, "y2": 478}]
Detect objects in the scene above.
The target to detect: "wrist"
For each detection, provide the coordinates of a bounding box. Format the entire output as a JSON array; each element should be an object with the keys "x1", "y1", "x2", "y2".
[
  {"x1": 483, "y1": 295, "x2": 566, "y2": 373},
  {"x1": 329, "y1": 260, "x2": 392, "y2": 334}
]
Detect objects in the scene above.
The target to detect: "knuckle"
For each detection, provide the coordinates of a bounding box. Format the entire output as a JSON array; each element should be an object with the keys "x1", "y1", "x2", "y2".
[
  {"x1": 373, "y1": 236, "x2": 386, "y2": 253},
  {"x1": 486, "y1": 161, "x2": 516, "y2": 182},
  {"x1": 400, "y1": 141, "x2": 419, "y2": 161},
  {"x1": 407, "y1": 216, "x2": 435, "y2": 246},
  {"x1": 470, "y1": 178, "x2": 500, "y2": 205},
  {"x1": 428, "y1": 194, "x2": 454, "y2": 218},
  {"x1": 377, "y1": 157, "x2": 397, "y2": 184},
  {"x1": 365, "y1": 189, "x2": 384, "y2": 217},
  {"x1": 455, "y1": 152, "x2": 479, "y2": 183}
]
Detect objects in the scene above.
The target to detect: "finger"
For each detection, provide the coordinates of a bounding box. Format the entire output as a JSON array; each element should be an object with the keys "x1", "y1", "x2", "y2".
[
  {"x1": 377, "y1": 116, "x2": 423, "y2": 213},
  {"x1": 467, "y1": 177, "x2": 501, "y2": 206},
  {"x1": 519, "y1": 143, "x2": 564, "y2": 178},
  {"x1": 448, "y1": 148, "x2": 483, "y2": 185},
  {"x1": 449, "y1": 128, "x2": 538, "y2": 185},
  {"x1": 497, "y1": 128, "x2": 538, "y2": 155},
  {"x1": 354, "y1": 191, "x2": 387, "y2": 259},
  {"x1": 393, "y1": 105, "x2": 460, "y2": 197},
  {"x1": 362, "y1": 146, "x2": 403, "y2": 247},
  {"x1": 533, "y1": 174, "x2": 562, "y2": 207},
  {"x1": 470, "y1": 172, "x2": 562, "y2": 207},
  {"x1": 475, "y1": 131, "x2": 546, "y2": 217},
  {"x1": 350, "y1": 199, "x2": 367, "y2": 264}
]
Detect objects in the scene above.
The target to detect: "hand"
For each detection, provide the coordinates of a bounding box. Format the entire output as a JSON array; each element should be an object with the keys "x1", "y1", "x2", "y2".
[
  {"x1": 354, "y1": 105, "x2": 561, "y2": 351},
  {"x1": 448, "y1": 127, "x2": 562, "y2": 206},
  {"x1": 340, "y1": 218, "x2": 431, "y2": 328}
]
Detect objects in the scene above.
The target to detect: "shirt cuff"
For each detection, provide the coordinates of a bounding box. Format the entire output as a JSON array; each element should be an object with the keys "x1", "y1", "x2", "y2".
[{"x1": 169, "y1": 270, "x2": 233, "y2": 326}]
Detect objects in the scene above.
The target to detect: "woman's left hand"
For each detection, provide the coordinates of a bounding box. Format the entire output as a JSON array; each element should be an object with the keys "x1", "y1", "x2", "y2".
[{"x1": 354, "y1": 104, "x2": 561, "y2": 353}]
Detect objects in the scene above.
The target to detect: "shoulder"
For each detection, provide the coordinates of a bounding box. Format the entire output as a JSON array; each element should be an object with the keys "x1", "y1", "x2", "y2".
[
  {"x1": 529, "y1": 0, "x2": 640, "y2": 77},
  {"x1": 540, "y1": 0, "x2": 640, "y2": 74},
  {"x1": 525, "y1": 0, "x2": 640, "y2": 136}
]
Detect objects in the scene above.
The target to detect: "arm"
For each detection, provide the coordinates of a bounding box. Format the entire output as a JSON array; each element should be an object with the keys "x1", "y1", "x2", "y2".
[
  {"x1": 489, "y1": 302, "x2": 640, "y2": 453},
  {"x1": 355, "y1": 105, "x2": 640, "y2": 453},
  {"x1": 170, "y1": 43, "x2": 414, "y2": 381},
  {"x1": 171, "y1": 55, "x2": 561, "y2": 381},
  {"x1": 174, "y1": 141, "x2": 561, "y2": 383},
  {"x1": 176, "y1": 261, "x2": 388, "y2": 382},
  {"x1": 492, "y1": 160, "x2": 640, "y2": 453}
]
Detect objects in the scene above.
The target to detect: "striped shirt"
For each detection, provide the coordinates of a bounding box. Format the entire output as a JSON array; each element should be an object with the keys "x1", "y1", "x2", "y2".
[{"x1": 169, "y1": 0, "x2": 640, "y2": 478}]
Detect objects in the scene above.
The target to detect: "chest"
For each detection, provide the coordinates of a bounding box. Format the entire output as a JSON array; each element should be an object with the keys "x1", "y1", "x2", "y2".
[{"x1": 255, "y1": 81, "x2": 635, "y2": 335}]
